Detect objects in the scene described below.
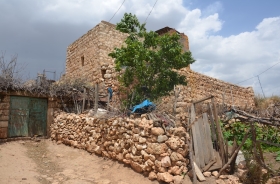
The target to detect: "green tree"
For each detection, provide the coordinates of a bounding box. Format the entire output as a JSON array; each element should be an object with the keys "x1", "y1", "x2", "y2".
[{"x1": 109, "y1": 13, "x2": 195, "y2": 107}]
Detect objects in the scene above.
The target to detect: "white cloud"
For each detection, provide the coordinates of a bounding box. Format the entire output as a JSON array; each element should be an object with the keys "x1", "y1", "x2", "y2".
[{"x1": 182, "y1": 16, "x2": 280, "y2": 96}]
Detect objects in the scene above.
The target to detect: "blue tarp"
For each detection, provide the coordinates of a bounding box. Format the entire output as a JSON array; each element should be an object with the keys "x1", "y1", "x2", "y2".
[{"x1": 131, "y1": 99, "x2": 156, "y2": 113}]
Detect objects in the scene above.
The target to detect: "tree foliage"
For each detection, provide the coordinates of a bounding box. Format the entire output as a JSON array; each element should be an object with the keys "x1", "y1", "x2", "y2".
[{"x1": 109, "y1": 13, "x2": 195, "y2": 106}]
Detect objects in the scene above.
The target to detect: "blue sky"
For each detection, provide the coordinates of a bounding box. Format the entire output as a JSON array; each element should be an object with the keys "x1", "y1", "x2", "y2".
[
  {"x1": 188, "y1": 0, "x2": 280, "y2": 36},
  {"x1": 0, "y1": 0, "x2": 279, "y2": 97}
]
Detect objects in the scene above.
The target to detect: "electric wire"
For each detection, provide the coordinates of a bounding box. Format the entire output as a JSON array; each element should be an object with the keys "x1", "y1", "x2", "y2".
[
  {"x1": 109, "y1": 0, "x2": 126, "y2": 23},
  {"x1": 144, "y1": 0, "x2": 158, "y2": 23},
  {"x1": 236, "y1": 60, "x2": 280, "y2": 84}
]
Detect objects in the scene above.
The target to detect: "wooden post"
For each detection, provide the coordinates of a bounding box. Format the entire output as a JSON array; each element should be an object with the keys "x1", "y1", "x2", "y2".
[
  {"x1": 217, "y1": 131, "x2": 250, "y2": 178},
  {"x1": 94, "y1": 83, "x2": 98, "y2": 113},
  {"x1": 82, "y1": 87, "x2": 86, "y2": 113},
  {"x1": 207, "y1": 102, "x2": 218, "y2": 150},
  {"x1": 211, "y1": 97, "x2": 226, "y2": 166}
]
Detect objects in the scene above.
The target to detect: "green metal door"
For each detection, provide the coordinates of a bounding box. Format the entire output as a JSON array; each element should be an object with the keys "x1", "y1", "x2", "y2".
[
  {"x1": 9, "y1": 96, "x2": 30, "y2": 137},
  {"x1": 9, "y1": 96, "x2": 47, "y2": 137},
  {"x1": 29, "y1": 98, "x2": 47, "y2": 137}
]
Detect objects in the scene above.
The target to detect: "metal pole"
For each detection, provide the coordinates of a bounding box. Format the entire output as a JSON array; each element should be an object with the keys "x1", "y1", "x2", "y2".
[{"x1": 257, "y1": 75, "x2": 266, "y2": 98}]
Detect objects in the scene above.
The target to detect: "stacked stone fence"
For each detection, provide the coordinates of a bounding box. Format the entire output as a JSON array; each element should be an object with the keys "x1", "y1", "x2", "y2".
[
  {"x1": 51, "y1": 111, "x2": 189, "y2": 183},
  {"x1": 158, "y1": 68, "x2": 255, "y2": 120}
]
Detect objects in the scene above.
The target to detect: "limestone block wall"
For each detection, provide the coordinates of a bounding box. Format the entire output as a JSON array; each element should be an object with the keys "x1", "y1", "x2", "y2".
[
  {"x1": 65, "y1": 21, "x2": 127, "y2": 84},
  {"x1": 159, "y1": 67, "x2": 255, "y2": 117},
  {"x1": 51, "y1": 111, "x2": 189, "y2": 183}
]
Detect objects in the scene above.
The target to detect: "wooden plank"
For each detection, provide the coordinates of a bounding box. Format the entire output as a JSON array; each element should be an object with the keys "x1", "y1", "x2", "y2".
[
  {"x1": 203, "y1": 113, "x2": 215, "y2": 162},
  {"x1": 207, "y1": 103, "x2": 217, "y2": 149},
  {"x1": 211, "y1": 98, "x2": 226, "y2": 166},
  {"x1": 188, "y1": 130, "x2": 197, "y2": 184},
  {"x1": 194, "y1": 118, "x2": 205, "y2": 168},
  {"x1": 188, "y1": 108, "x2": 197, "y2": 184},
  {"x1": 193, "y1": 162, "x2": 206, "y2": 181},
  {"x1": 202, "y1": 159, "x2": 216, "y2": 172},
  {"x1": 198, "y1": 117, "x2": 208, "y2": 165},
  {"x1": 193, "y1": 95, "x2": 213, "y2": 105},
  {"x1": 191, "y1": 121, "x2": 200, "y2": 167},
  {"x1": 191, "y1": 104, "x2": 201, "y2": 168}
]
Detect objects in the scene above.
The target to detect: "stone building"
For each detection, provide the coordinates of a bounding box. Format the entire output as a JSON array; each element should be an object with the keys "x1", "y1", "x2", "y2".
[{"x1": 64, "y1": 21, "x2": 255, "y2": 114}]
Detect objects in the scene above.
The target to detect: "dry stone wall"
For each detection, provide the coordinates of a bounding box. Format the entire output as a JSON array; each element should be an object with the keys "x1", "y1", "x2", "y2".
[
  {"x1": 51, "y1": 111, "x2": 189, "y2": 183},
  {"x1": 159, "y1": 67, "x2": 255, "y2": 119}
]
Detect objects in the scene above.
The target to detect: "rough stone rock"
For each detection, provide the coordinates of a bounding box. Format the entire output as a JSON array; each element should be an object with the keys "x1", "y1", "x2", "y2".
[
  {"x1": 170, "y1": 152, "x2": 185, "y2": 162},
  {"x1": 146, "y1": 143, "x2": 168, "y2": 155},
  {"x1": 203, "y1": 171, "x2": 212, "y2": 177},
  {"x1": 237, "y1": 160, "x2": 246, "y2": 169},
  {"x1": 116, "y1": 153, "x2": 123, "y2": 161},
  {"x1": 157, "y1": 166, "x2": 168, "y2": 173},
  {"x1": 131, "y1": 155, "x2": 142, "y2": 163},
  {"x1": 170, "y1": 166, "x2": 180, "y2": 175},
  {"x1": 227, "y1": 175, "x2": 239, "y2": 183},
  {"x1": 157, "y1": 172, "x2": 174, "y2": 183},
  {"x1": 166, "y1": 136, "x2": 182, "y2": 150},
  {"x1": 173, "y1": 127, "x2": 187, "y2": 137},
  {"x1": 212, "y1": 171, "x2": 219, "y2": 177},
  {"x1": 155, "y1": 160, "x2": 161, "y2": 168},
  {"x1": 236, "y1": 168, "x2": 248, "y2": 181},
  {"x1": 161, "y1": 156, "x2": 171, "y2": 167},
  {"x1": 216, "y1": 179, "x2": 226, "y2": 184},
  {"x1": 123, "y1": 159, "x2": 131, "y2": 165},
  {"x1": 135, "y1": 143, "x2": 147, "y2": 150},
  {"x1": 131, "y1": 145, "x2": 137, "y2": 155},
  {"x1": 157, "y1": 135, "x2": 168, "y2": 143},
  {"x1": 151, "y1": 127, "x2": 164, "y2": 136},
  {"x1": 148, "y1": 172, "x2": 157, "y2": 180},
  {"x1": 177, "y1": 147, "x2": 188, "y2": 157},
  {"x1": 130, "y1": 162, "x2": 143, "y2": 173},
  {"x1": 219, "y1": 175, "x2": 228, "y2": 179},
  {"x1": 139, "y1": 137, "x2": 146, "y2": 143},
  {"x1": 94, "y1": 146, "x2": 102, "y2": 155},
  {"x1": 173, "y1": 175, "x2": 184, "y2": 184},
  {"x1": 145, "y1": 159, "x2": 154, "y2": 167}
]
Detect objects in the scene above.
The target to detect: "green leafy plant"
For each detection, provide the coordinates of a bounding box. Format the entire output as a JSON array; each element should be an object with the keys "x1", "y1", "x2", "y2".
[
  {"x1": 109, "y1": 13, "x2": 195, "y2": 107},
  {"x1": 222, "y1": 121, "x2": 280, "y2": 154},
  {"x1": 276, "y1": 151, "x2": 280, "y2": 161}
]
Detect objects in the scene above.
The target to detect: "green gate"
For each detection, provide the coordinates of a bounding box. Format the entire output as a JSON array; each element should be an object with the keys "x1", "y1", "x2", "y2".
[{"x1": 9, "y1": 96, "x2": 47, "y2": 137}]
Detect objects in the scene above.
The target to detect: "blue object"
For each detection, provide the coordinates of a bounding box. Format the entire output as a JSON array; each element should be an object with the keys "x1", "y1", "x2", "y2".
[
  {"x1": 132, "y1": 99, "x2": 156, "y2": 113},
  {"x1": 108, "y1": 87, "x2": 113, "y2": 100}
]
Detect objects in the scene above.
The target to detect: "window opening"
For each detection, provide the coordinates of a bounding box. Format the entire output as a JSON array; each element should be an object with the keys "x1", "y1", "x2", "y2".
[
  {"x1": 81, "y1": 56, "x2": 84, "y2": 66},
  {"x1": 101, "y1": 69, "x2": 106, "y2": 79}
]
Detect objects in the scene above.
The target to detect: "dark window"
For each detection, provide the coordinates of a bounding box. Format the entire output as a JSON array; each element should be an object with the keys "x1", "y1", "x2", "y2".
[
  {"x1": 81, "y1": 56, "x2": 84, "y2": 66},
  {"x1": 101, "y1": 69, "x2": 106, "y2": 79}
]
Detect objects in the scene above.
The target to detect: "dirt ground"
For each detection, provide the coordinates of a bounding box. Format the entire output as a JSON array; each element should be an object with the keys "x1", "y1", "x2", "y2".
[{"x1": 0, "y1": 139, "x2": 200, "y2": 184}]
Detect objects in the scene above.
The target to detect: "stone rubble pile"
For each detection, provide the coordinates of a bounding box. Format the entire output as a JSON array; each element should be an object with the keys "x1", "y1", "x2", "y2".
[{"x1": 51, "y1": 111, "x2": 189, "y2": 183}]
